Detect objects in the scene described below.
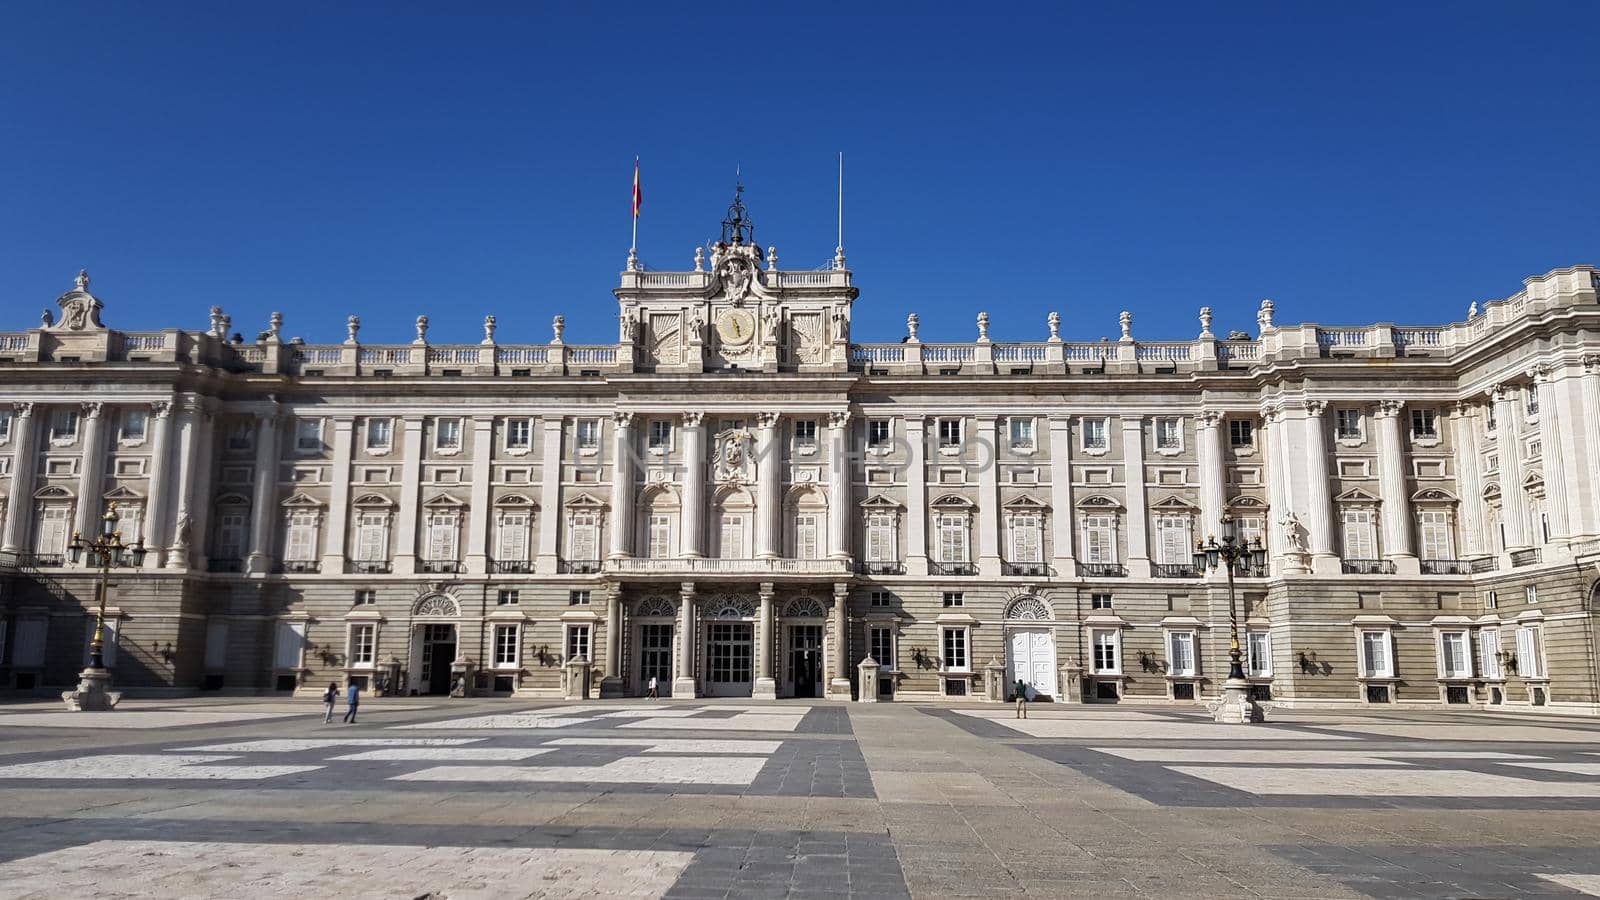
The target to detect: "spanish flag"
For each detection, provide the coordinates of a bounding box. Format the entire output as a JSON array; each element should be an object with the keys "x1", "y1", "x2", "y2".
[{"x1": 632, "y1": 157, "x2": 642, "y2": 219}]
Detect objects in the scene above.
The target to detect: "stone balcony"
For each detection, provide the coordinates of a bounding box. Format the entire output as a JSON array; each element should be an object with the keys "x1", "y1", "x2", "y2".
[{"x1": 602, "y1": 557, "x2": 852, "y2": 581}]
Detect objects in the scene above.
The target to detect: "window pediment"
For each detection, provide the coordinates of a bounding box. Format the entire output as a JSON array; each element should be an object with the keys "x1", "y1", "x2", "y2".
[
  {"x1": 1226, "y1": 495, "x2": 1268, "y2": 510},
  {"x1": 1002, "y1": 494, "x2": 1048, "y2": 511},
  {"x1": 352, "y1": 493, "x2": 395, "y2": 508},
  {"x1": 1335, "y1": 487, "x2": 1381, "y2": 505},
  {"x1": 33, "y1": 485, "x2": 74, "y2": 500},
  {"x1": 930, "y1": 493, "x2": 974, "y2": 509},
  {"x1": 423, "y1": 492, "x2": 467, "y2": 508},
  {"x1": 213, "y1": 492, "x2": 251, "y2": 507},
  {"x1": 1410, "y1": 487, "x2": 1458, "y2": 504},
  {"x1": 564, "y1": 491, "x2": 608, "y2": 509},
  {"x1": 1149, "y1": 494, "x2": 1198, "y2": 511},
  {"x1": 1076, "y1": 493, "x2": 1123, "y2": 510},
  {"x1": 494, "y1": 493, "x2": 537, "y2": 508},
  {"x1": 859, "y1": 493, "x2": 904, "y2": 510},
  {"x1": 102, "y1": 485, "x2": 143, "y2": 501},
  {"x1": 281, "y1": 491, "x2": 324, "y2": 508}
]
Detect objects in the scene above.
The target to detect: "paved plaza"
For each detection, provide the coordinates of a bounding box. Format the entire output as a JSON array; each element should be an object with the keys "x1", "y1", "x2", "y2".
[{"x1": 0, "y1": 700, "x2": 1599, "y2": 897}]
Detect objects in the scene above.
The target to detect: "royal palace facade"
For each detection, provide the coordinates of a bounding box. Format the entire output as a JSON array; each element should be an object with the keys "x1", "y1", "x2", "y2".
[{"x1": 2, "y1": 202, "x2": 1599, "y2": 713}]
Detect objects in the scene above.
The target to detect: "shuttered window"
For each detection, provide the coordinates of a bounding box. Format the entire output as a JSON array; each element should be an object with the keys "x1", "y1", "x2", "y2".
[
  {"x1": 1009, "y1": 514, "x2": 1042, "y2": 563},
  {"x1": 1082, "y1": 515, "x2": 1117, "y2": 564},
  {"x1": 497, "y1": 512, "x2": 529, "y2": 561},
  {"x1": 284, "y1": 513, "x2": 319, "y2": 561}
]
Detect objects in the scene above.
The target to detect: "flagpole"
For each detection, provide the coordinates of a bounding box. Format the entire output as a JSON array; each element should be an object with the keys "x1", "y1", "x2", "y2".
[{"x1": 834, "y1": 152, "x2": 846, "y2": 270}]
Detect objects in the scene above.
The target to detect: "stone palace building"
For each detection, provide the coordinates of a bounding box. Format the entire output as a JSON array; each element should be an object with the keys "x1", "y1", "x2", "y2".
[{"x1": 2, "y1": 196, "x2": 1598, "y2": 713}]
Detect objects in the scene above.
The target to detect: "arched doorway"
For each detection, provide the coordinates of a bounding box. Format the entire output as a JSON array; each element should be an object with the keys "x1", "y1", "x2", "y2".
[
  {"x1": 633, "y1": 596, "x2": 677, "y2": 697},
  {"x1": 782, "y1": 596, "x2": 827, "y2": 698},
  {"x1": 703, "y1": 595, "x2": 757, "y2": 697},
  {"x1": 1004, "y1": 595, "x2": 1058, "y2": 700},
  {"x1": 409, "y1": 593, "x2": 460, "y2": 695}
]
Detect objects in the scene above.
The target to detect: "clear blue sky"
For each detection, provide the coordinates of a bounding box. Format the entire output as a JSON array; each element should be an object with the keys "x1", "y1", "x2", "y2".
[{"x1": 3, "y1": 3, "x2": 1596, "y2": 345}]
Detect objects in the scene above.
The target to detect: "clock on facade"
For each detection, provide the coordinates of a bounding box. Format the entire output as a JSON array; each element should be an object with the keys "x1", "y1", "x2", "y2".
[{"x1": 715, "y1": 308, "x2": 756, "y2": 345}]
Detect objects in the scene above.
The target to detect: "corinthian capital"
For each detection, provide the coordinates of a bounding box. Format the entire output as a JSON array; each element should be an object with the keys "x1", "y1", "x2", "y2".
[
  {"x1": 1198, "y1": 410, "x2": 1224, "y2": 429},
  {"x1": 827, "y1": 410, "x2": 851, "y2": 430},
  {"x1": 1374, "y1": 399, "x2": 1404, "y2": 418},
  {"x1": 756, "y1": 412, "x2": 780, "y2": 429},
  {"x1": 681, "y1": 411, "x2": 704, "y2": 428},
  {"x1": 1303, "y1": 399, "x2": 1327, "y2": 417},
  {"x1": 612, "y1": 411, "x2": 635, "y2": 428},
  {"x1": 80, "y1": 401, "x2": 104, "y2": 419}
]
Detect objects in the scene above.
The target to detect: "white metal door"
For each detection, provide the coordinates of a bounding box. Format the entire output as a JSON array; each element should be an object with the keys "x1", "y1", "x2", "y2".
[{"x1": 1007, "y1": 628, "x2": 1059, "y2": 699}]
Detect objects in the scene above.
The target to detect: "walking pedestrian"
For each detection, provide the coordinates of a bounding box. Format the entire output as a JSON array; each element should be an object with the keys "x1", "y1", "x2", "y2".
[
  {"x1": 342, "y1": 680, "x2": 361, "y2": 724},
  {"x1": 321, "y1": 682, "x2": 338, "y2": 723},
  {"x1": 1014, "y1": 678, "x2": 1029, "y2": 719},
  {"x1": 647, "y1": 675, "x2": 659, "y2": 700}
]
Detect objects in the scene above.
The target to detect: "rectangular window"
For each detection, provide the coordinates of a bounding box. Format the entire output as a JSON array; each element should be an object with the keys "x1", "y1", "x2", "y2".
[
  {"x1": 1485, "y1": 405, "x2": 1497, "y2": 432},
  {"x1": 215, "y1": 512, "x2": 247, "y2": 560},
  {"x1": 1091, "y1": 630, "x2": 1119, "y2": 674},
  {"x1": 354, "y1": 513, "x2": 388, "y2": 562},
  {"x1": 366, "y1": 417, "x2": 393, "y2": 451},
  {"x1": 1082, "y1": 515, "x2": 1118, "y2": 564},
  {"x1": 0, "y1": 410, "x2": 12, "y2": 442},
  {"x1": 941, "y1": 627, "x2": 968, "y2": 671},
  {"x1": 505, "y1": 418, "x2": 532, "y2": 451},
  {"x1": 112, "y1": 505, "x2": 143, "y2": 549},
  {"x1": 566, "y1": 624, "x2": 591, "y2": 662},
  {"x1": 937, "y1": 418, "x2": 962, "y2": 449},
  {"x1": 226, "y1": 422, "x2": 253, "y2": 451},
  {"x1": 793, "y1": 419, "x2": 817, "y2": 449},
  {"x1": 1419, "y1": 510, "x2": 1452, "y2": 561},
  {"x1": 568, "y1": 512, "x2": 599, "y2": 561},
  {"x1": 355, "y1": 589, "x2": 376, "y2": 605},
  {"x1": 1516, "y1": 626, "x2": 1544, "y2": 678},
  {"x1": 434, "y1": 418, "x2": 462, "y2": 452},
  {"x1": 1155, "y1": 514, "x2": 1192, "y2": 565},
  {"x1": 1008, "y1": 513, "x2": 1042, "y2": 563},
  {"x1": 1524, "y1": 385, "x2": 1539, "y2": 416},
  {"x1": 1246, "y1": 631, "x2": 1272, "y2": 677},
  {"x1": 1091, "y1": 593, "x2": 1113, "y2": 610},
  {"x1": 1342, "y1": 509, "x2": 1377, "y2": 559},
  {"x1": 794, "y1": 513, "x2": 819, "y2": 560},
  {"x1": 50, "y1": 408, "x2": 79, "y2": 442},
  {"x1": 1410, "y1": 408, "x2": 1438, "y2": 440},
  {"x1": 1335, "y1": 409, "x2": 1363, "y2": 440},
  {"x1": 1236, "y1": 516, "x2": 1265, "y2": 553},
  {"x1": 869, "y1": 590, "x2": 891, "y2": 608},
  {"x1": 294, "y1": 417, "x2": 322, "y2": 452},
  {"x1": 1439, "y1": 631, "x2": 1470, "y2": 678},
  {"x1": 1360, "y1": 630, "x2": 1393, "y2": 678},
  {"x1": 648, "y1": 420, "x2": 672, "y2": 450},
  {"x1": 1484, "y1": 589, "x2": 1498, "y2": 610},
  {"x1": 284, "y1": 512, "x2": 319, "y2": 561},
  {"x1": 647, "y1": 514, "x2": 672, "y2": 558},
  {"x1": 493, "y1": 624, "x2": 519, "y2": 668},
  {"x1": 869, "y1": 626, "x2": 896, "y2": 670},
  {"x1": 937, "y1": 515, "x2": 968, "y2": 563},
  {"x1": 1081, "y1": 417, "x2": 1108, "y2": 451},
  {"x1": 497, "y1": 512, "x2": 529, "y2": 562},
  {"x1": 34, "y1": 505, "x2": 71, "y2": 557},
  {"x1": 1525, "y1": 585, "x2": 1538, "y2": 605},
  {"x1": 865, "y1": 513, "x2": 895, "y2": 561},
  {"x1": 1153, "y1": 417, "x2": 1181, "y2": 451},
  {"x1": 1228, "y1": 420, "x2": 1254, "y2": 448},
  {"x1": 1009, "y1": 417, "x2": 1035, "y2": 451},
  {"x1": 1479, "y1": 629, "x2": 1501, "y2": 679},
  {"x1": 119, "y1": 409, "x2": 148, "y2": 442},
  {"x1": 569, "y1": 590, "x2": 591, "y2": 606},
  {"x1": 577, "y1": 418, "x2": 601, "y2": 451},
  {"x1": 1169, "y1": 631, "x2": 1196, "y2": 676},
  {"x1": 497, "y1": 589, "x2": 520, "y2": 606},
  {"x1": 718, "y1": 513, "x2": 745, "y2": 558},
  {"x1": 425, "y1": 513, "x2": 458, "y2": 561},
  {"x1": 348, "y1": 624, "x2": 376, "y2": 668},
  {"x1": 868, "y1": 419, "x2": 892, "y2": 448},
  {"x1": 942, "y1": 591, "x2": 964, "y2": 608}
]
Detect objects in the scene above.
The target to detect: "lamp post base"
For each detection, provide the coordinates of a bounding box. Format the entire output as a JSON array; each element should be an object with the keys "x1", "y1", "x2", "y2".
[
  {"x1": 1208, "y1": 677, "x2": 1265, "y2": 724},
  {"x1": 62, "y1": 667, "x2": 121, "y2": 712}
]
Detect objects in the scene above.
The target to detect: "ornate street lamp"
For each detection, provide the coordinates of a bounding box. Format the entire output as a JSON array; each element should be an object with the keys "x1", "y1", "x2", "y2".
[
  {"x1": 63, "y1": 503, "x2": 146, "y2": 708},
  {"x1": 1194, "y1": 513, "x2": 1268, "y2": 722}
]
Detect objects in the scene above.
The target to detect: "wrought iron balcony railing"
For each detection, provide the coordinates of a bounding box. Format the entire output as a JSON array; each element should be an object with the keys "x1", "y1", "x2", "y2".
[
  {"x1": 1076, "y1": 563, "x2": 1128, "y2": 578},
  {"x1": 1341, "y1": 559, "x2": 1396, "y2": 575},
  {"x1": 857, "y1": 561, "x2": 905, "y2": 575},
  {"x1": 491, "y1": 559, "x2": 532, "y2": 574},
  {"x1": 276, "y1": 560, "x2": 320, "y2": 574},
  {"x1": 1152, "y1": 564, "x2": 1200, "y2": 579},
  {"x1": 349, "y1": 560, "x2": 392, "y2": 574},
  {"x1": 1002, "y1": 562, "x2": 1051, "y2": 577},
  {"x1": 560, "y1": 559, "x2": 602, "y2": 574},
  {"x1": 930, "y1": 562, "x2": 977, "y2": 577},
  {"x1": 419, "y1": 559, "x2": 463, "y2": 574},
  {"x1": 208, "y1": 558, "x2": 244, "y2": 573},
  {"x1": 1420, "y1": 559, "x2": 1473, "y2": 575}
]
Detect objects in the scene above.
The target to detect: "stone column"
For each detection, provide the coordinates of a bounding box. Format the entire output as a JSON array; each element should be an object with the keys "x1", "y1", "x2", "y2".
[
  {"x1": 1196, "y1": 411, "x2": 1226, "y2": 543},
  {"x1": 827, "y1": 412, "x2": 851, "y2": 560},
  {"x1": 905, "y1": 415, "x2": 929, "y2": 576},
  {"x1": 1299, "y1": 401, "x2": 1338, "y2": 572},
  {"x1": 1121, "y1": 416, "x2": 1150, "y2": 577},
  {"x1": 600, "y1": 586, "x2": 624, "y2": 697},
  {"x1": 1553, "y1": 370, "x2": 1590, "y2": 538},
  {"x1": 1534, "y1": 366, "x2": 1571, "y2": 543},
  {"x1": 755, "y1": 412, "x2": 780, "y2": 559},
  {"x1": 73, "y1": 402, "x2": 108, "y2": 551},
  {"x1": 320, "y1": 416, "x2": 356, "y2": 574},
  {"x1": 976, "y1": 415, "x2": 1001, "y2": 576},
  {"x1": 829, "y1": 582, "x2": 852, "y2": 699},
  {"x1": 1451, "y1": 402, "x2": 1487, "y2": 557},
  {"x1": 1581, "y1": 356, "x2": 1600, "y2": 537},
  {"x1": 672, "y1": 581, "x2": 697, "y2": 698},
  {"x1": 680, "y1": 412, "x2": 706, "y2": 557},
  {"x1": 166, "y1": 395, "x2": 208, "y2": 569},
  {"x1": 536, "y1": 418, "x2": 564, "y2": 573},
  {"x1": 608, "y1": 412, "x2": 635, "y2": 559},
  {"x1": 753, "y1": 581, "x2": 777, "y2": 699},
  {"x1": 244, "y1": 411, "x2": 280, "y2": 574},
  {"x1": 1373, "y1": 400, "x2": 1417, "y2": 572},
  {"x1": 394, "y1": 415, "x2": 424, "y2": 575},
  {"x1": 465, "y1": 416, "x2": 494, "y2": 573},
  {"x1": 1492, "y1": 384, "x2": 1527, "y2": 550},
  {"x1": 1259, "y1": 405, "x2": 1290, "y2": 570},
  {"x1": 1048, "y1": 416, "x2": 1075, "y2": 573},
  {"x1": 187, "y1": 407, "x2": 218, "y2": 570},
  {"x1": 140, "y1": 400, "x2": 176, "y2": 569},
  {"x1": 1, "y1": 403, "x2": 38, "y2": 553}
]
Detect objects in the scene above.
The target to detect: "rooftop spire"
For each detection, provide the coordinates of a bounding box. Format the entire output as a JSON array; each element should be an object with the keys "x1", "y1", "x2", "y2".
[{"x1": 719, "y1": 176, "x2": 758, "y2": 256}]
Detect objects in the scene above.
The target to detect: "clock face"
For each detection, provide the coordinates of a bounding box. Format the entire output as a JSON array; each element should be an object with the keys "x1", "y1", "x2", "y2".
[{"x1": 715, "y1": 309, "x2": 756, "y2": 345}]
